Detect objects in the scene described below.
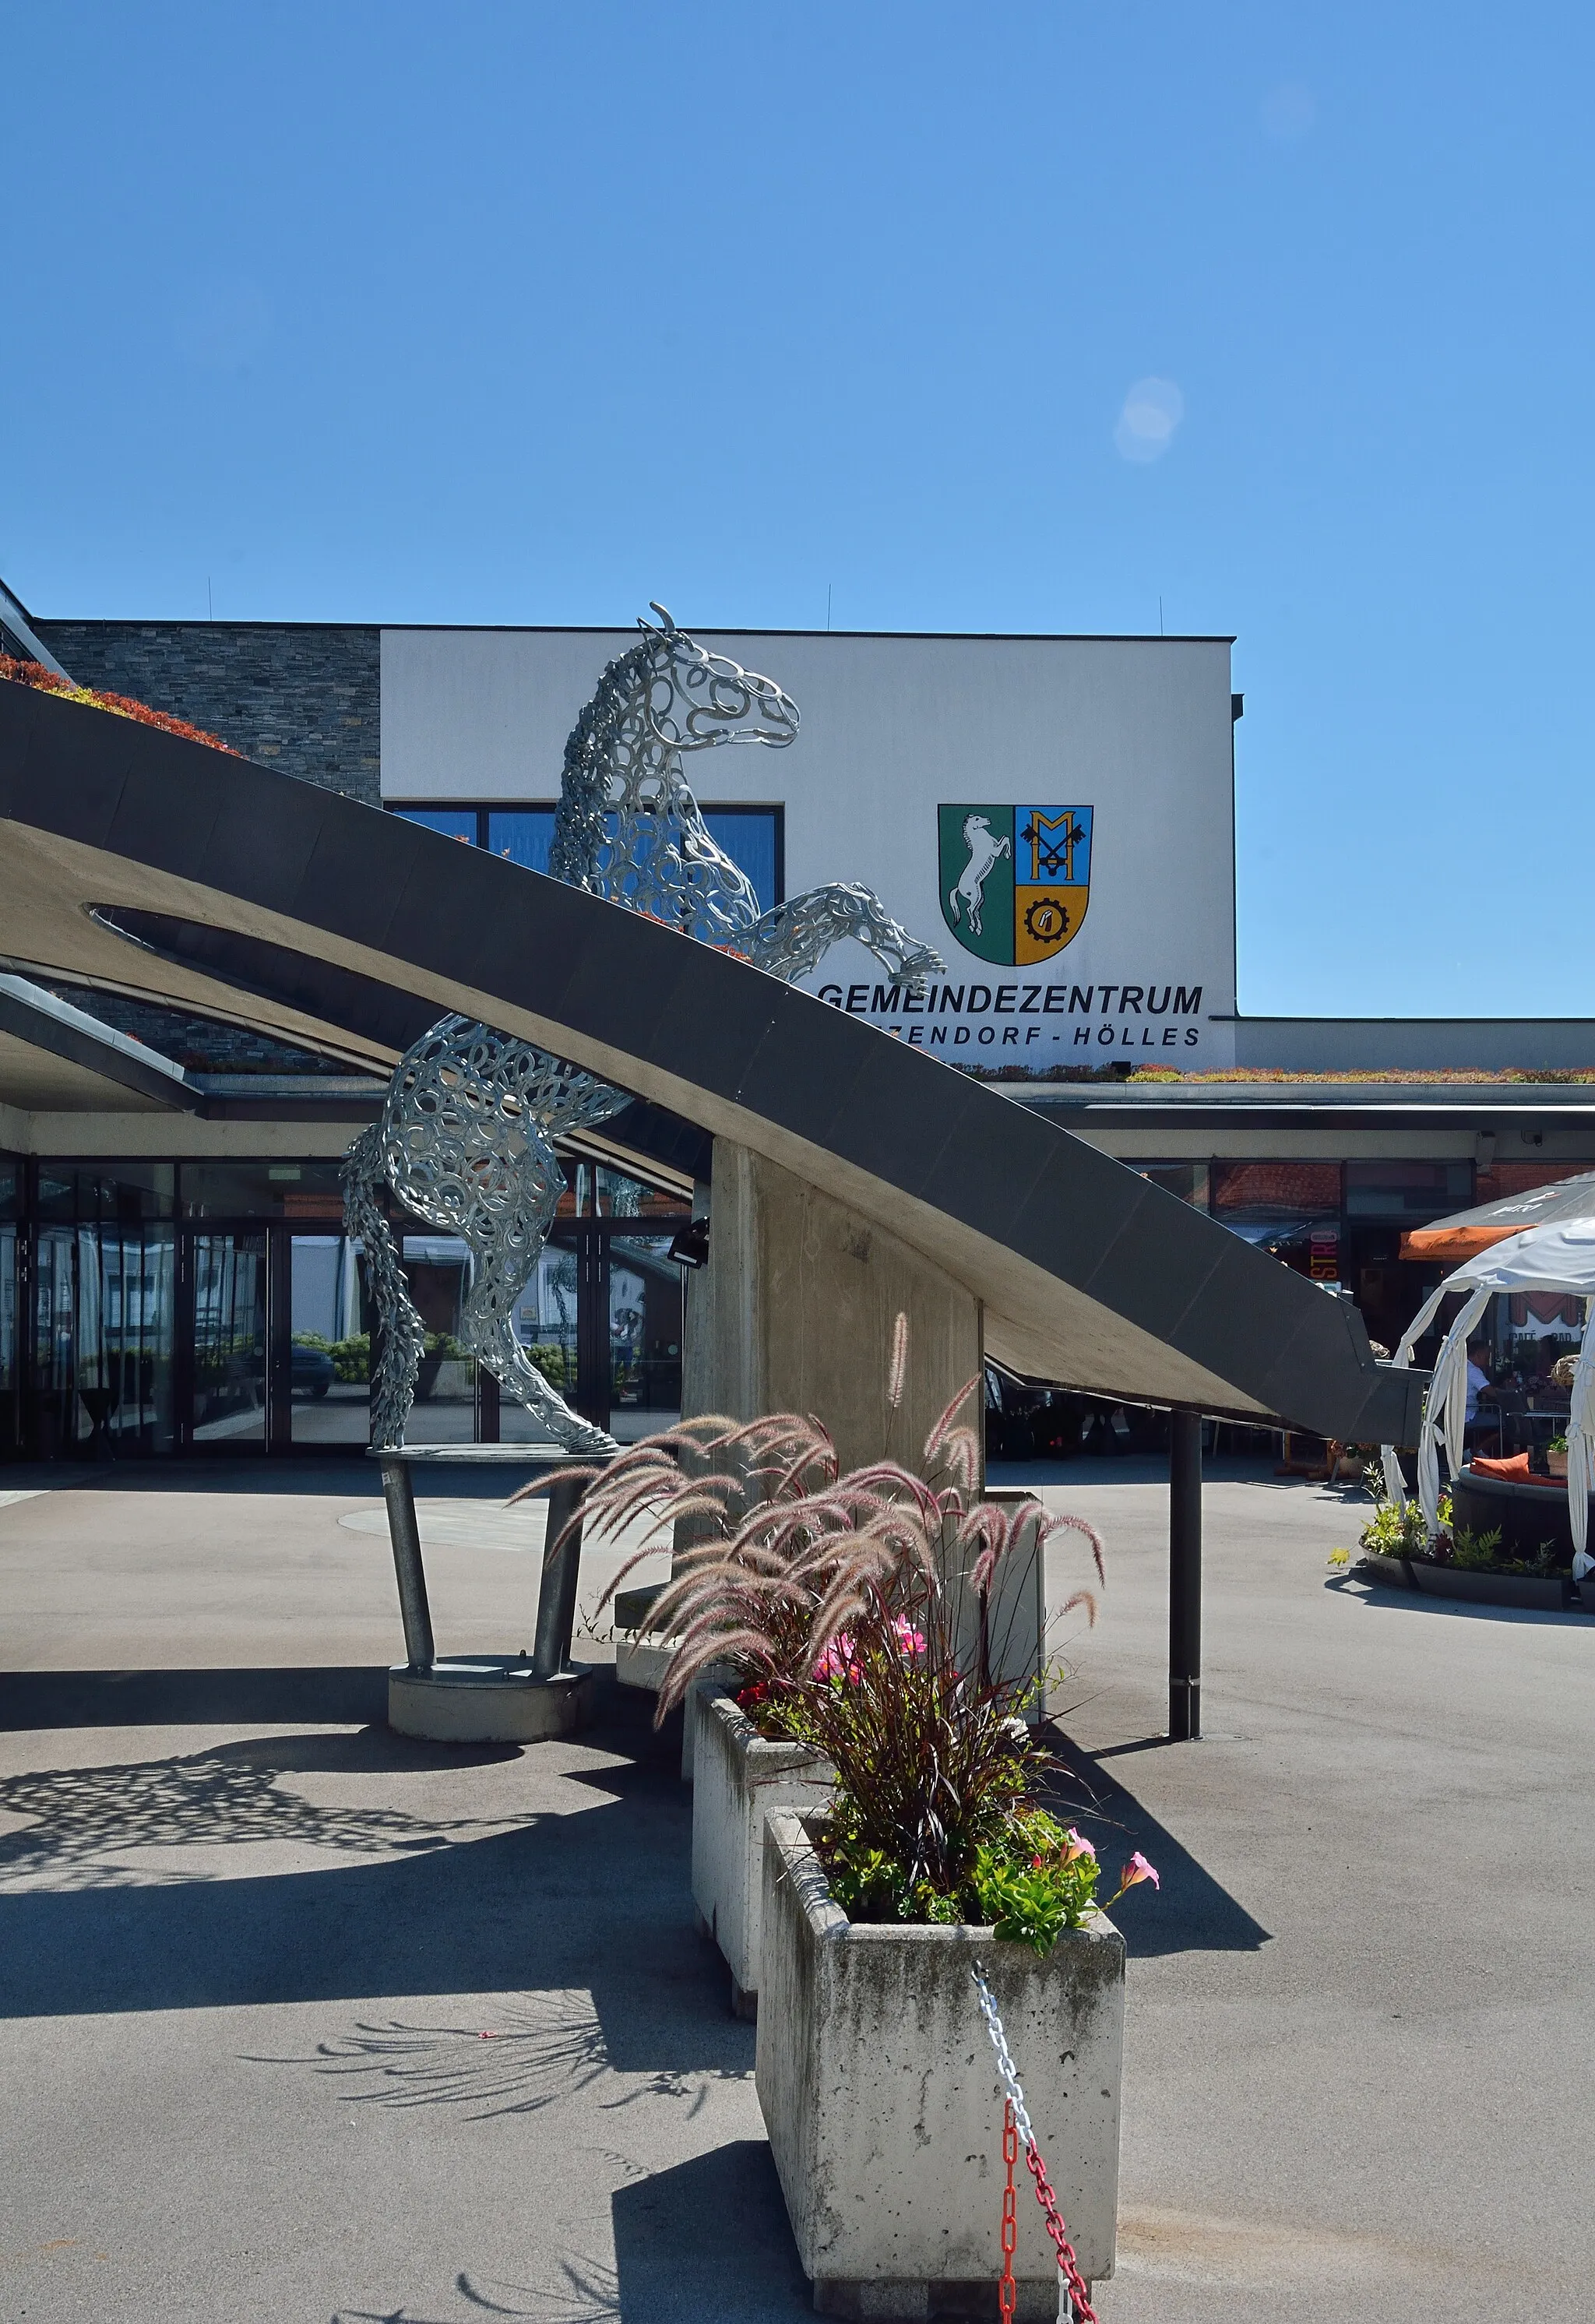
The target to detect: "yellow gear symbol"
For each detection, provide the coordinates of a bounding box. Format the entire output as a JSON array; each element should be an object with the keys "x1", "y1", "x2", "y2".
[{"x1": 1023, "y1": 896, "x2": 1069, "y2": 942}]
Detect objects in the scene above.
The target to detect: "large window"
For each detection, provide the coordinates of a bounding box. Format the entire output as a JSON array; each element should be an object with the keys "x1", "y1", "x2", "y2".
[
  {"x1": 0, "y1": 1156, "x2": 693, "y2": 1459},
  {"x1": 389, "y1": 801, "x2": 784, "y2": 914},
  {"x1": 30, "y1": 1164, "x2": 179, "y2": 1455}
]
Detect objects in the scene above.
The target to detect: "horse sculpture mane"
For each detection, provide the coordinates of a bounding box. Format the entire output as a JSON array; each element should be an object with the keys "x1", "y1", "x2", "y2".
[{"x1": 346, "y1": 609, "x2": 945, "y2": 1453}]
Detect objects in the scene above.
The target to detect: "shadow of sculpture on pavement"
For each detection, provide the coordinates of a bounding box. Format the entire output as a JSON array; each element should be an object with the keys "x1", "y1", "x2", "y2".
[{"x1": 0, "y1": 1730, "x2": 527, "y2": 1890}]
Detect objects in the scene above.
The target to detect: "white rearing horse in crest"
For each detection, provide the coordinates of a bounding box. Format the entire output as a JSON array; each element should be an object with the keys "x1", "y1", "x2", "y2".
[
  {"x1": 947, "y1": 812, "x2": 1010, "y2": 939},
  {"x1": 345, "y1": 607, "x2": 946, "y2": 1453}
]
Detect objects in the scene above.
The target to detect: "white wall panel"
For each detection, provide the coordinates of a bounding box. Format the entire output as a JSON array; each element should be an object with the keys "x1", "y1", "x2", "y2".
[{"x1": 381, "y1": 627, "x2": 1238, "y2": 1068}]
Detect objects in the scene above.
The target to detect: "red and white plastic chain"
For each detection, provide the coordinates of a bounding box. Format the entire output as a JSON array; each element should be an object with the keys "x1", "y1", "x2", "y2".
[
  {"x1": 999, "y1": 2100, "x2": 1019, "y2": 2324},
  {"x1": 972, "y1": 1965, "x2": 1098, "y2": 2324}
]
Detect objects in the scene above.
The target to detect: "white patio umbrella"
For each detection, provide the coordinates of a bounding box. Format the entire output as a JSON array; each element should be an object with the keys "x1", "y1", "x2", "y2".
[{"x1": 1381, "y1": 1218, "x2": 1595, "y2": 1579}]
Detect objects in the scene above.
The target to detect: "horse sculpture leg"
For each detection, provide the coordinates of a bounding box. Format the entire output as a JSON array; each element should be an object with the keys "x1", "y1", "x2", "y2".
[
  {"x1": 455, "y1": 1181, "x2": 618, "y2": 1460},
  {"x1": 747, "y1": 882, "x2": 947, "y2": 991},
  {"x1": 342, "y1": 1121, "x2": 427, "y2": 1449},
  {"x1": 348, "y1": 1017, "x2": 624, "y2": 1457}
]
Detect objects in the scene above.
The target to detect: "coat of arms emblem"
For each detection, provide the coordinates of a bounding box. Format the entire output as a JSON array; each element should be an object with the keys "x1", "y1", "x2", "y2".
[{"x1": 938, "y1": 804, "x2": 1092, "y2": 965}]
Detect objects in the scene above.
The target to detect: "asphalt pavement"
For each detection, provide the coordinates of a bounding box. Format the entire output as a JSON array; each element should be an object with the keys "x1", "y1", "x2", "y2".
[{"x1": 0, "y1": 1456, "x2": 1589, "y2": 2322}]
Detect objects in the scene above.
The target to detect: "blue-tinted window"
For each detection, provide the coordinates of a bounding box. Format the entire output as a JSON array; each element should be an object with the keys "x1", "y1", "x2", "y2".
[
  {"x1": 396, "y1": 807, "x2": 477, "y2": 845},
  {"x1": 703, "y1": 809, "x2": 781, "y2": 913},
  {"x1": 488, "y1": 809, "x2": 557, "y2": 874},
  {"x1": 388, "y1": 801, "x2": 783, "y2": 912}
]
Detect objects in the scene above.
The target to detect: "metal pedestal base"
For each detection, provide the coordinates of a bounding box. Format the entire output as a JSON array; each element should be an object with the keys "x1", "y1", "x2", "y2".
[
  {"x1": 389, "y1": 1657, "x2": 593, "y2": 1743},
  {"x1": 372, "y1": 1442, "x2": 605, "y2": 1746}
]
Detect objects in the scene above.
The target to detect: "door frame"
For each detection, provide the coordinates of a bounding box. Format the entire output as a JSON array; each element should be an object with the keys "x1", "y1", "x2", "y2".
[{"x1": 545, "y1": 1217, "x2": 694, "y2": 1438}]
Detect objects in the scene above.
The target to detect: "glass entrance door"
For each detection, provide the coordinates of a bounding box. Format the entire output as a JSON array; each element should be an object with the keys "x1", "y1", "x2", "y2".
[
  {"x1": 502, "y1": 1233, "x2": 584, "y2": 1441},
  {"x1": 399, "y1": 1234, "x2": 477, "y2": 1443},
  {"x1": 190, "y1": 1232, "x2": 268, "y2": 1445},
  {"x1": 288, "y1": 1233, "x2": 373, "y2": 1445},
  {"x1": 607, "y1": 1234, "x2": 684, "y2": 1442}
]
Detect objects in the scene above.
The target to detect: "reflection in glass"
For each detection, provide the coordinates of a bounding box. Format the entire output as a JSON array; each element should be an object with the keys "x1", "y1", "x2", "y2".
[
  {"x1": 503, "y1": 1241, "x2": 580, "y2": 1441},
  {"x1": 33, "y1": 1227, "x2": 76, "y2": 1457},
  {"x1": 30, "y1": 1220, "x2": 176, "y2": 1454},
  {"x1": 389, "y1": 804, "x2": 781, "y2": 916},
  {"x1": 401, "y1": 1234, "x2": 478, "y2": 1443},
  {"x1": 0, "y1": 1224, "x2": 16, "y2": 1455},
  {"x1": 36, "y1": 1163, "x2": 174, "y2": 1223},
  {"x1": 290, "y1": 1234, "x2": 372, "y2": 1445},
  {"x1": 85, "y1": 1227, "x2": 175, "y2": 1451},
  {"x1": 181, "y1": 1160, "x2": 350, "y2": 1218},
  {"x1": 192, "y1": 1233, "x2": 268, "y2": 1444},
  {"x1": 487, "y1": 808, "x2": 556, "y2": 874},
  {"x1": 702, "y1": 808, "x2": 780, "y2": 913},
  {"x1": 608, "y1": 1235, "x2": 682, "y2": 1442},
  {"x1": 593, "y1": 1166, "x2": 688, "y2": 1219}
]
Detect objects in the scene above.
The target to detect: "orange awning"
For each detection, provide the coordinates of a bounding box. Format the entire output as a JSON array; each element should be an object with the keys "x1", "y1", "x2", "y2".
[{"x1": 1400, "y1": 1224, "x2": 1527, "y2": 1263}]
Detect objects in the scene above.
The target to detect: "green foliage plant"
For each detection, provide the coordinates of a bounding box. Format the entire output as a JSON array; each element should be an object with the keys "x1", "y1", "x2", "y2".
[
  {"x1": 526, "y1": 1343, "x2": 569, "y2": 1390},
  {"x1": 1360, "y1": 1487, "x2": 1565, "y2": 1579},
  {"x1": 291, "y1": 1330, "x2": 368, "y2": 1382},
  {"x1": 1358, "y1": 1495, "x2": 1428, "y2": 1559}
]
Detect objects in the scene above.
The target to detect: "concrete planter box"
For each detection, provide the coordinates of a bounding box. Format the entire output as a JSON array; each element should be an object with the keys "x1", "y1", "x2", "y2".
[
  {"x1": 756, "y1": 1808, "x2": 1123, "y2": 2320},
  {"x1": 1408, "y1": 1558, "x2": 1573, "y2": 1612},
  {"x1": 1357, "y1": 1551, "x2": 1413, "y2": 1588},
  {"x1": 692, "y1": 1687, "x2": 833, "y2": 2016}
]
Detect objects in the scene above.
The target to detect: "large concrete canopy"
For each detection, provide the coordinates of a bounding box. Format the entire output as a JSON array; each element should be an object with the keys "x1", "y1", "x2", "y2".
[{"x1": 0, "y1": 681, "x2": 1426, "y2": 1439}]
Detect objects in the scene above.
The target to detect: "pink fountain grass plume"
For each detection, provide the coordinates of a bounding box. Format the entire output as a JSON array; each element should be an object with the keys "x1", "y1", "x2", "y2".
[
  {"x1": 921, "y1": 1375, "x2": 982, "y2": 1495},
  {"x1": 887, "y1": 1310, "x2": 910, "y2": 1413},
  {"x1": 967, "y1": 1502, "x2": 1105, "y2": 1630},
  {"x1": 561, "y1": 1316, "x2": 1111, "y2": 1762}
]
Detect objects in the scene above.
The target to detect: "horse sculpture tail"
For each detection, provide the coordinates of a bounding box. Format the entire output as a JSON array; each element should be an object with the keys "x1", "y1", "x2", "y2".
[
  {"x1": 342, "y1": 1123, "x2": 424, "y2": 1449},
  {"x1": 748, "y1": 885, "x2": 947, "y2": 994}
]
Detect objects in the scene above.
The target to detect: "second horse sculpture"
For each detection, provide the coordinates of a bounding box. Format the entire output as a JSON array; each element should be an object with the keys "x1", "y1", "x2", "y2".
[{"x1": 346, "y1": 607, "x2": 946, "y2": 1453}]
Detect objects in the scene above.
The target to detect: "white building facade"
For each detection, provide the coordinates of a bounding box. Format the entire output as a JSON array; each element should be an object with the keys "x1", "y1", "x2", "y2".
[{"x1": 379, "y1": 625, "x2": 1241, "y2": 1072}]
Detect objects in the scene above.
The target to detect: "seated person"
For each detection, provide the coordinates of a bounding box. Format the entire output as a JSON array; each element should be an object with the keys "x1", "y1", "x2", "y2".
[{"x1": 1464, "y1": 1341, "x2": 1502, "y2": 1455}]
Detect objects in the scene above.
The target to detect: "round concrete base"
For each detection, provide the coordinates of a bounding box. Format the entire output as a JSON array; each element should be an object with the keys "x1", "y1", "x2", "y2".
[{"x1": 388, "y1": 1658, "x2": 593, "y2": 1744}]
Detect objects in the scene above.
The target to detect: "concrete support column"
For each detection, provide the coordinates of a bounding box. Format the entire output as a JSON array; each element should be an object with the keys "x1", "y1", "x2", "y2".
[
  {"x1": 1169, "y1": 1409, "x2": 1202, "y2": 1741},
  {"x1": 682, "y1": 1140, "x2": 983, "y2": 1476}
]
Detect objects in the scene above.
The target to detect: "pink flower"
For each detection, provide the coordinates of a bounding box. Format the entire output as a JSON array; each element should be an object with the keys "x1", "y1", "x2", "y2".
[
  {"x1": 1121, "y1": 1851, "x2": 1160, "y2": 1891},
  {"x1": 1062, "y1": 1829, "x2": 1096, "y2": 1864},
  {"x1": 814, "y1": 1632, "x2": 859, "y2": 1683},
  {"x1": 891, "y1": 1616, "x2": 927, "y2": 1657}
]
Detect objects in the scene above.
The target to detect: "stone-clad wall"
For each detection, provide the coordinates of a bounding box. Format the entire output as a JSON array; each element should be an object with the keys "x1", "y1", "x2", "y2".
[{"x1": 33, "y1": 621, "x2": 381, "y2": 805}]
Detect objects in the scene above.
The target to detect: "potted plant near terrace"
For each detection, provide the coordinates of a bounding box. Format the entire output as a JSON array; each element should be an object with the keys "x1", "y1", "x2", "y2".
[
  {"x1": 1357, "y1": 1484, "x2": 1575, "y2": 1611},
  {"x1": 564, "y1": 1327, "x2": 1140, "y2": 2318}
]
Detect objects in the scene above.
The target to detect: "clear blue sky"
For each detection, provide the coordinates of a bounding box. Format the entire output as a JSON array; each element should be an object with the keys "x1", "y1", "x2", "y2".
[{"x1": 5, "y1": 4, "x2": 1589, "y2": 1023}]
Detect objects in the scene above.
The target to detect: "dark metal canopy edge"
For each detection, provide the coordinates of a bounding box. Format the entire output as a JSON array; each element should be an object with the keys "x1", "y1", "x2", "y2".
[{"x1": 0, "y1": 683, "x2": 1428, "y2": 1439}]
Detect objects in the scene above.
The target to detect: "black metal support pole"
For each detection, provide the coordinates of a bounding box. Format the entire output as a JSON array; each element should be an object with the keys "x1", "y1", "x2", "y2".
[
  {"x1": 531, "y1": 1476, "x2": 586, "y2": 1679},
  {"x1": 1169, "y1": 1409, "x2": 1202, "y2": 1741},
  {"x1": 379, "y1": 1454, "x2": 435, "y2": 1672}
]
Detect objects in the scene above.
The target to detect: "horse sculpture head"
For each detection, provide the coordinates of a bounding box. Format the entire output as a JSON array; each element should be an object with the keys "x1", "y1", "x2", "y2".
[{"x1": 634, "y1": 605, "x2": 799, "y2": 756}]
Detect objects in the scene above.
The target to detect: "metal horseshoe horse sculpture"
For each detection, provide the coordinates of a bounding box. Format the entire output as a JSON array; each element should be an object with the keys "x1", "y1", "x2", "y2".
[{"x1": 344, "y1": 608, "x2": 946, "y2": 1453}]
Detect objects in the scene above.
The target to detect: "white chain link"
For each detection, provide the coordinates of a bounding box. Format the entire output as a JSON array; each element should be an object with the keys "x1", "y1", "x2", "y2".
[{"x1": 971, "y1": 1963, "x2": 1035, "y2": 2147}]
